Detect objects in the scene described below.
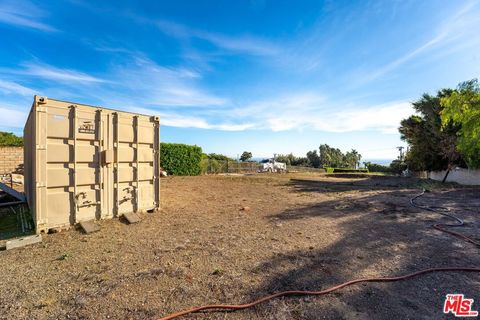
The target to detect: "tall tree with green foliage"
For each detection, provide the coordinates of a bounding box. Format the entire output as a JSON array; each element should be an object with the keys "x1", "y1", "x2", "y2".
[
  {"x1": 240, "y1": 151, "x2": 252, "y2": 162},
  {"x1": 344, "y1": 149, "x2": 361, "y2": 168},
  {"x1": 441, "y1": 79, "x2": 480, "y2": 169},
  {"x1": 306, "y1": 150, "x2": 320, "y2": 168},
  {"x1": 317, "y1": 144, "x2": 361, "y2": 168},
  {"x1": 319, "y1": 144, "x2": 344, "y2": 167},
  {"x1": 275, "y1": 153, "x2": 309, "y2": 166},
  {"x1": 0, "y1": 131, "x2": 23, "y2": 147},
  {"x1": 398, "y1": 89, "x2": 463, "y2": 171}
]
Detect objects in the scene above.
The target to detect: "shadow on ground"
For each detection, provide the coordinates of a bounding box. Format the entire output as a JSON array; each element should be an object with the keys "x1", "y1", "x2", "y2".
[
  {"x1": 242, "y1": 178, "x2": 480, "y2": 319},
  {"x1": 286, "y1": 175, "x2": 462, "y2": 194}
]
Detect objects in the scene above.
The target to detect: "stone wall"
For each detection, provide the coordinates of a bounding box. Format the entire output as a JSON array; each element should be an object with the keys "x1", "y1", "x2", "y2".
[{"x1": 0, "y1": 147, "x2": 23, "y2": 175}]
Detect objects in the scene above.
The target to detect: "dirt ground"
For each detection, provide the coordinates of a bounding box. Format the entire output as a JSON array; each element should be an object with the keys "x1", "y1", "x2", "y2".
[{"x1": 0, "y1": 173, "x2": 479, "y2": 319}]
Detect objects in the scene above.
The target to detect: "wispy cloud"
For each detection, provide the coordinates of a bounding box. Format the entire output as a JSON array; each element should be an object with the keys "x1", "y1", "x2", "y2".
[
  {"x1": 0, "y1": 62, "x2": 414, "y2": 134},
  {"x1": 0, "y1": 0, "x2": 57, "y2": 32},
  {"x1": 156, "y1": 19, "x2": 279, "y2": 56},
  {"x1": 359, "y1": 0, "x2": 480, "y2": 84},
  {"x1": 1, "y1": 61, "x2": 106, "y2": 83},
  {"x1": 229, "y1": 93, "x2": 414, "y2": 133},
  {"x1": 151, "y1": 112, "x2": 211, "y2": 129},
  {"x1": 22, "y1": 62, "x2": 105, "y2": 83},
  {"x1": 125, "y1": 107, "x2": 253, "y2": 131},
  {"x1": 103, "y1": 56, "x2": 227, "y2": 107},
  {"x1": 155, "y1": 112, "x2": 253, "y2": 131},
  {"x1": 0, "y1": 104, "x2": 28, "y2": 128},
  {"x1": 0, "y1": 79, "x2": 36, "y2": 96},
  {"x1": 0, "y1": 55, "x2": 227, "y2": 120},
  {"x1": 136, "y1": 91, "x2": 413, "y2": 133}
]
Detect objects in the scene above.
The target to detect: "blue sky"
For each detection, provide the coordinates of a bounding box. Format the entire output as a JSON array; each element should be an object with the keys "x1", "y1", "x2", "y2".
[{"x1": 0, "y1": 0, "x2": 479, "y2": 160}]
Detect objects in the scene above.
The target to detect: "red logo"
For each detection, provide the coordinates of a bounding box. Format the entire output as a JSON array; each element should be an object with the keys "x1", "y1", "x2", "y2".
[{"x1": 444, "y1": 294, "x2": 478, "y2": 317}]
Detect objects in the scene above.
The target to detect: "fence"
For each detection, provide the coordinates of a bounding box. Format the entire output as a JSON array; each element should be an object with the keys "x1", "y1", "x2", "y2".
[
  {"x1": 428, "y1": 168, "x2": 480, "y2": 186},
  {"x1": 200, "y1": 160, "x2": 326, "y2": 175},
  {"x1": 201, "y1": 159, "x2": 262, "y2": 174},
  {"x1": 0, "y1": 147, "x2": 23, "y2": 175}
]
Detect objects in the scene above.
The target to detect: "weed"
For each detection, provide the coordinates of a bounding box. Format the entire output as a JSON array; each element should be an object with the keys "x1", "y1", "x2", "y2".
[
  {"x1": 211, "y1": 268, "x2": 224, "y2": 276},
  {"x1": 57, "y1": 253, "x2": 70, "y2": 261}
]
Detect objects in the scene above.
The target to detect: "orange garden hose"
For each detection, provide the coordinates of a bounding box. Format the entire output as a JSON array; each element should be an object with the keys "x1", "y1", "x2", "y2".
[
  {"x1": 432, "y1": 225, "x2": 480, "y2": 246},
  {"x1": 411, "y1": 189, "x2": 480, "y2": 246},
  {"x1": 158, "y1": 268, "x2": 480, "y2": 320},
  {"x1": 158, "y1": 190, "x2": 480, "y2": 320}
]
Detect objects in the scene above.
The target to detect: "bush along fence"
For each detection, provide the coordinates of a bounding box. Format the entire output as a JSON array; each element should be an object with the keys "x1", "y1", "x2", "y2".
[
  {"x1": 201, "y1": 161, "x2": 333, "y2": 174},
  {"x1": 160, "y1": 143, "x2": 203, "y2": 176},
  {"x1": 201, "y1": 159, "x2": 262, "y2": 174}
]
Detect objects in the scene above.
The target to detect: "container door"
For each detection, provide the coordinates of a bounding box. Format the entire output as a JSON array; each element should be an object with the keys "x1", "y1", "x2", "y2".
[
  {"x1": 113, "y1": 113, "x2": 159, "y2": 215},
  {"x1": 42, "y1": 105, "x2": 107, "y2": 230},
  {"x1": 114, "y1": 114, "x2": 136, "y2": 215},
  {"x1": 72, "y1": 108, "x2": 107, "y2": 223}
]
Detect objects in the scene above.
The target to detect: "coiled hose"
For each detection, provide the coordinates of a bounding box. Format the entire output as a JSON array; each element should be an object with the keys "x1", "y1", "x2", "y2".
[
  {"x1": 158, "y1": 189, "x2": 480, "y2": 320},
  {"x1": 410, "y1": 189, "x2": 480, "y2": 246}
]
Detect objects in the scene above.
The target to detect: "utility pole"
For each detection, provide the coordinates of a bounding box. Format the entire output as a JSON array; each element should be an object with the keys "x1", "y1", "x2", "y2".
[{"x1": 397, "y1": 146, "x2": 404, "y2": 161}]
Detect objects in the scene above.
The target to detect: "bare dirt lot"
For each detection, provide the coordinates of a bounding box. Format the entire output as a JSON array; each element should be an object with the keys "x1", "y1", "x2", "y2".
[{"x1": 1, "y1": 173, "x2": 479, "y2": 319}]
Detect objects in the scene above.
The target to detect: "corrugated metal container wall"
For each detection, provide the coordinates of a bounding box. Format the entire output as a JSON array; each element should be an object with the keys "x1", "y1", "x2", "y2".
[{"x1": 24, "y1": 96, "x2": 160, "y2": 233}]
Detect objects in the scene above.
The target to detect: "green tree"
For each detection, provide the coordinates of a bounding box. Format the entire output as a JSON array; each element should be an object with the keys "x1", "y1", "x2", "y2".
[
  {"x1": 318, "y1": 144, "x2": 359, "y2": 168},
  {"x1": 0, "y1": 131, "x2": 23, "y2": 147},
  {"x1": 319, "y1": 144, "x2": 344, "y2": 167},
  {"x1": 291, "y1": 157, "x2": 309, "y2": 166},
  {"x1": 389, "y1": 159, "x2": 407, "y2": 175},
  {"x1": 275, "y1": 154, "x2": 292, "y2": 165},
  {"x1": 306, "y1": 150, "x2": 320, "y2": 168},
  {"x1": 240, "y1": 151, "x2": 253, "y2": 162},
  {"x1": 441, "y1": 79, "x2": 480, "y2": 168},
  {"x1": 344, "y1": 149, "x2": 361, "y2": 168},
  {"x1": 276, "y1": 153, "x2": 310, "y2": 166},
  {"x1": 399, "y1": 89, "x2": 463, "y2": 171},
  {"x1": 364, "y1": 161, "x2": 391, "y2": 173}
]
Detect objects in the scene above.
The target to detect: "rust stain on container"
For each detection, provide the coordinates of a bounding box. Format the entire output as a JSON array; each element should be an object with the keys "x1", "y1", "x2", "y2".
[{"x1": 24, "y1": 96, "x2": 160, "y2": 233}]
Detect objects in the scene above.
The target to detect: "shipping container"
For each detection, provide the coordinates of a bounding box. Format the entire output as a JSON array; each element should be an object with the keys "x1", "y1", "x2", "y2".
[{"x1": 24, "y1": 96, "x2": 160, "y2": 233}]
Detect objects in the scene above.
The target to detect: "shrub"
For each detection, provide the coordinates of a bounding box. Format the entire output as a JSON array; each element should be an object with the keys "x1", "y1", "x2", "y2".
[
  {"x1": 389, "y1": 160, "x2": 407, "y2": 175},
  {"x1": 364, "y1": 162, "x2": 391, "y2": 173},
  {"x1": 0, "y1": 131, "x2": 23, "y2": 147},
  {"x1": 324, "y1": 167, "x2": 368, "y2": 173},
  {"x1": 201, "y1": 158, "x2": 225, "y2": 174},
  {"x1": 160, "y1": 143, "x2": 202, "y2": 176}
]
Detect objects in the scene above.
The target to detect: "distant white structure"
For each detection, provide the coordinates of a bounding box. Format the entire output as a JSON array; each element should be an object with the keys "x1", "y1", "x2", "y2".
[{"x1": 261, "y1": 158, "x2": 287, "y2": 173}]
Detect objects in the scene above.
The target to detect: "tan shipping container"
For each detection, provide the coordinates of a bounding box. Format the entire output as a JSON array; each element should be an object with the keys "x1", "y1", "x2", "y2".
[{"x1": 24, "y1": 96, "x2": 160, "y2": 233}]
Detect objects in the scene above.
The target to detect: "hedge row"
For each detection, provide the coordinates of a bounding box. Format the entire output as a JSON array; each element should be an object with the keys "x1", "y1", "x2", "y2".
[
  {"x1": 160, "y1": 143, "x2": 202, "y2": 176},
  {"x1": 0, "y1": 131, "x2": 23, "y2": 147}
]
